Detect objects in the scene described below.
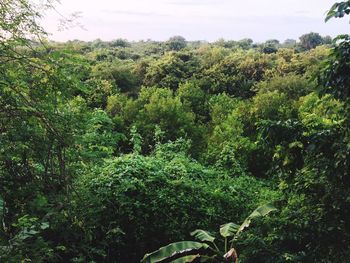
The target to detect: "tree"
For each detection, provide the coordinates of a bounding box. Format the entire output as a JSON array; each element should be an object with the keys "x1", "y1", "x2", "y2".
[
  {"x1": 237, "y1": 38, "x2": 254, "y2": 49},
  {"x1": 110, "y1": 38, "x2": 130, "y2": 48},
  {"x1": 0, "y1": 1, "x2": 93, "y2": 260},
  {"x1": 144, "y1": 52, "x2": 199, "y2": 90},
  {"x1": 261, "y1": 39, "x2": 280, "y2": 54},
  {"x1": 90, "y1": 60, "x2": 140, "y2": 94},
  {"x1": 165, "y1": 36, "x2": 187, "y2": 51},
  {"x1": 299, "y1": 32, "x2": 324, "y2": 50},
  {"x1": 282, "y1": 39, "x2": 297, "y2": 48},
  {"x1": 265, "y1": 6, "x2": 350, "y2": 262},
  {"x1": 322, "y1": 35, "x2": 333, "y2": 45},
  {"x1": 130, "y1": 87, "x2": 198, "y2": 153},
  {"x1": 176, "y1": 80, "x2": 208, "y2": 121},
  {"x1": 199, "y1": 50, "x2": 270, "y2": 97}
]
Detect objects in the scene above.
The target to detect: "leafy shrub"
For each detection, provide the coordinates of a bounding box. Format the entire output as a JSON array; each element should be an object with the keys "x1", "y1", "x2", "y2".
[{"x1": 71, "y1": 144, "x2": 277, "y2": 262}]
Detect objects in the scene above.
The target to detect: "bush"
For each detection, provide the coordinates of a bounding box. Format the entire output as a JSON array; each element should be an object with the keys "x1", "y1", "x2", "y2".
[{"x1": 70, "y1": 144, "x2": 277, "y2": 262}]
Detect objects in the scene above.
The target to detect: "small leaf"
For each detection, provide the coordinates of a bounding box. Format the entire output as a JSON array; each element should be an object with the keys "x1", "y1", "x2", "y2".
[
  {"x1": 40, "y1": 222, "x2": 50, "y2": 230},
  {"x1": 141, "y1": 241, "x2": 209, "y2": 263},
  {"x1": 220, "y1": 223, "x2": 239, "y2": 238},
  {"x1": 190, "y1": 229, "x2": 215, "y2": 243},
  {"x1": 27, "y1": 229, "x2": 39, "y2": 235}
]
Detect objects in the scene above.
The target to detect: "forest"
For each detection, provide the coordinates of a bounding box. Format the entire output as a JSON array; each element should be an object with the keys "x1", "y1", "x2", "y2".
[{"x1": 0, "y1": 0, "x2": 350, "y2": 262}]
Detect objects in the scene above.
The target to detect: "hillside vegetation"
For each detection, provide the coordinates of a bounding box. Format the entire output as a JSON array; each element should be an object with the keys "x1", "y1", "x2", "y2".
[{"x1": 1, "y1": 1, "x2": 350, "y2": 262}]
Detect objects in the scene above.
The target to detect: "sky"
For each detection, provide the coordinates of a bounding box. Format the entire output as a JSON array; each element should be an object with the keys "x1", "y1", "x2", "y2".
[{"x1": 42, "y1": 0, "x2": 350, "y2": 42}]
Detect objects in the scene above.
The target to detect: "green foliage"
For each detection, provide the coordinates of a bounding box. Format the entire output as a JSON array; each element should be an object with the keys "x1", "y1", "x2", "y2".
[
  {"x1": 298, "y1": 92, "x2": 345, "y2": 135},
  {"x1": 235, "y1": 203, "x2": 277, "y2": 240},
  {"x1": 199, "y1": 50, "x2": 272, "y2": 97},
  {"x1": 251, "y1": 91, "x2": 292, "y2": 121},
  {"x1": 254, "y1": 74, "x2": 312, "y2": 100},
  {"x1": 219, "y1": 223, "x2": 239, "y2": 238},
  {"x1": 325, "y1": 1, "x2": 350, "y2": 21},
  {"x1": 142, "y1": 204, "x2": 276, "y2": 263},
  {"x1": 261, "y1": 39, "x2": 280, "y2": 54},
  {"x1": 135, "y1": 87, "x2": 200, "y2": 152},
  {"x1": 299, "y1": 32, "x2": 325, "y2": 51},
  {"x1": 166, "y1": 36, "x2": 187, "y2": 51},
  {"x1": 1, "y1": 1, "x2": 349, "y2": 262},
  {"x1": 141, "y1": 241, "x2": 208, "y2": 263},
  {"x1": 80, "y1": 108, "x2": 124, "y2": 161},
  {"x1": 84, "y1": 79, "x2": 117, "y2": 108},
  {"x1": 206, "y1": 97, "x2": 255, "y2": 174},
  {"x1": 71, "y1": 149, "x2": 276, "y2": 261},
  {"x1": 191, "y1": 229, "x2": 216, "y2": 242},
  {"x1": 177, "y1": 80, "x2": 209, "y2": 121},
  {"x1": 90, "y1": 59, "x2": 140, "y2": 93},
  {"x1": 130, "y1": 126, "x2": 142, "y2": 154},
  {"x1": 318, "y1": 35, "x2": 350, "y2": 101},
  {"x1": 144, "y1": 52, "x2": 199, "y2": 90},
  {"x1": 1, "y1": 215, "x2": 52, "y2": 262},
  {"x1": 110, "y1": 38, "x2": 131, "y2": 48}
]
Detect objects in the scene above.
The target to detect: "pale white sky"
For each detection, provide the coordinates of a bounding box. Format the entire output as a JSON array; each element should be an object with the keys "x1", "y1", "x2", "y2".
[{"x1": 42, "y1": 0, "x2": 350, "y2": 42}]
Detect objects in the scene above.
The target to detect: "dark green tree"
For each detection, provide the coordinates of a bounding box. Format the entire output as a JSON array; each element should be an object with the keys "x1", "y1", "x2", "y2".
[
  {"x1": 165, "y1": 36, "x2": 187, "y2": 51},
  {"x1": 299, "y1": 32, "x2": 324, "y2": 50}
]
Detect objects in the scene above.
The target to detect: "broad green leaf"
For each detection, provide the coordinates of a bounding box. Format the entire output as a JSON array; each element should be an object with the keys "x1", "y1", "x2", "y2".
[
  {"x1": 235, "y1": 203, "x2": 277, "y2": 238},
  {"x1": 251, "y1": 203, "x2": 277, "y2": 217},
  {"x1": 190, "y1": 229, "x2": 215, "y2": 243},
  {"x1": 172, "y1": 254, "x2": 200, "y2": 263},
  {"x1": 141, "y1": 241, "x2": 209, "y2": 263},
  {"x1": 220, "y1": 222, "x2": 239, "y2": 238}
]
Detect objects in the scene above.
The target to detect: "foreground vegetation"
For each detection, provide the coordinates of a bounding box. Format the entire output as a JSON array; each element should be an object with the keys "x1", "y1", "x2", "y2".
[{"x1": 1, "y1": 1, "x2": 350, "y2": 262}]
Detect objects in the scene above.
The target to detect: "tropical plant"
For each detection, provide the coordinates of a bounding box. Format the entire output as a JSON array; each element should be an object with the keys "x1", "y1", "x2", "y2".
[
  {"x1": 141, "y1": 203, "x2": 276, "y2": 263},
  {"x1": 325, "y1": 1, "x2": 350, "y2": 22}
]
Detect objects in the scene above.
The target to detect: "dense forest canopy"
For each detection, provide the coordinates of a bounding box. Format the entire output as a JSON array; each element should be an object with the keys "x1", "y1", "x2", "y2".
[{"x1": 0, "y1": 0, "x2": 350, "y2": 262}]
